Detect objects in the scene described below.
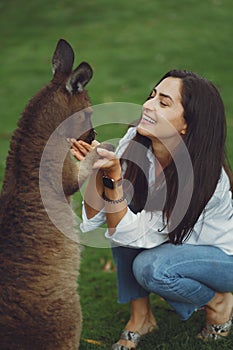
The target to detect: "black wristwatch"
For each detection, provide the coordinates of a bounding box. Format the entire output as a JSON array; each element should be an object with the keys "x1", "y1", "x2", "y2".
[{"x1": 102, "y1": 175, "x2": 123, "y2": 190}]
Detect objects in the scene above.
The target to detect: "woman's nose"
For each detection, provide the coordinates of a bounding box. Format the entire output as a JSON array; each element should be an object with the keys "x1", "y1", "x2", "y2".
[{"x1": 143, "y1": 98, "x2": 156, "y2": 111}]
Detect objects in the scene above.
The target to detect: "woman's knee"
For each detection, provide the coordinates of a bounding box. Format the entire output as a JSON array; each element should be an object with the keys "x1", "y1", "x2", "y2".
[
  {"x1": 132, "y1": 252, "x2": 163, "y2": 291},
  {"x1": 132, "y1": 248, "x2": 176, "y2": 294}
]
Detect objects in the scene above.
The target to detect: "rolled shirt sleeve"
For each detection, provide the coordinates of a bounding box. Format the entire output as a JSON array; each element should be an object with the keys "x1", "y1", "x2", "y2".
[
  {"x1": 80, "y1": 200, "x2": 168, "y2": 248},
  {"x1": 80, "y1": 202, "x2": 106, "y2": 232},
  {"x1": 105, "y1": 208, "x2": 168, "y2": 248}
]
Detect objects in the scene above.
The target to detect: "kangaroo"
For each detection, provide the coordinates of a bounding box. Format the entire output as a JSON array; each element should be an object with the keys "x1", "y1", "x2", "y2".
[{"x1": 0, "y1": 39, "x2": 107, "y2": 350}]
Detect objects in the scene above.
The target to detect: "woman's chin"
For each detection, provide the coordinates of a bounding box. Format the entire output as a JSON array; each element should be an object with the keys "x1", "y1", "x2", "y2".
[{"x1": 137, "y1": 124, "x2": 155, "y2": 139}]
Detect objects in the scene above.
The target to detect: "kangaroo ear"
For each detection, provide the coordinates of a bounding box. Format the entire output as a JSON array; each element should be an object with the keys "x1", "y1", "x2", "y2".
[
  {"x1": 52, "y1": 39, "x2": 74, "y2": 77},
  {"x1": 66, "y1": 62, "x2": 93, "y2": 94}
]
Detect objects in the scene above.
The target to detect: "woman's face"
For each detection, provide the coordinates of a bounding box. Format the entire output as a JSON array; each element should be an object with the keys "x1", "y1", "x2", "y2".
[{"x1": 137, "y1": 77, "x2": 187, "y2": 142}]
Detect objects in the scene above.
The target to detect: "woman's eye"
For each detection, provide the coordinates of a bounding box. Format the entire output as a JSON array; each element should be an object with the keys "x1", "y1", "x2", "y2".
[{"x1": 160, "y1": 101, "x2": 168, "y2": 107}]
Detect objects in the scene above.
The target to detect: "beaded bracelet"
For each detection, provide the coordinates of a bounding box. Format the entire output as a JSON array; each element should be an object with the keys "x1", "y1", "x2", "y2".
[{"x1": 102, "y1": 191, "x2": 125, "y2": 204}]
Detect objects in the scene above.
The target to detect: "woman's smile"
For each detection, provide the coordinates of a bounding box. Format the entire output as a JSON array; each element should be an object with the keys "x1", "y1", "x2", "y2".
[{"x1": 141, "y1": 114, "x2": 157, "y2": 125}]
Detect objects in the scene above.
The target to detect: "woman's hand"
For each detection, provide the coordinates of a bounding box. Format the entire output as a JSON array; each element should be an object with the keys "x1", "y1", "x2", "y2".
[
  {"x1": 93, "y1": 147, "x2": 122, "y2": 179},
  {"x1": 69, "y1": 139, "x2": 104, "y2": 218},
  {"x1": 69, "y1": 139, "x2": 100, "y2": 160},
  {"x1": 69, "y1": 139, "x2": 120, "y2": 176}
]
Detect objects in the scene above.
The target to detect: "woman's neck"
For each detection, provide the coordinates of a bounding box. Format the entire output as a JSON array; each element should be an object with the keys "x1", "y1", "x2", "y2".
[{"x1": 152, "y1": 139, "x2": 172, "y2": 170}]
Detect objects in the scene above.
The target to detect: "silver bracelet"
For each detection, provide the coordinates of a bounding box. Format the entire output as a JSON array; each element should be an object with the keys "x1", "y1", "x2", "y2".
[{"x1": 102, "y1": 191, "x2": 125, "y2": 204}]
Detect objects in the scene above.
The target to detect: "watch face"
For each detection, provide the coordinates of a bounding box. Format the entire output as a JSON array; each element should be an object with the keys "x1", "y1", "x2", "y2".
[{"x1": 102, "y1": 176, "x2": 114, "y2": 189}]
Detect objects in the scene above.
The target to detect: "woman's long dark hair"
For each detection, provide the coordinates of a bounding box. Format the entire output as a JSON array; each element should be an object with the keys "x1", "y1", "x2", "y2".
[{"x1": 121, "y1": 70, "x2": 233, "y2": 244}]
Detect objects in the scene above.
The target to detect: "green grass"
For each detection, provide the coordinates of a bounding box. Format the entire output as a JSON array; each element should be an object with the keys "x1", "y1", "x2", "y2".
[
  {"x1": 1, "y1": 0, "x2": 233, "y2": 349},
  {"x1": 78, "y1": 247, "x2": 233, "y2": 350}
]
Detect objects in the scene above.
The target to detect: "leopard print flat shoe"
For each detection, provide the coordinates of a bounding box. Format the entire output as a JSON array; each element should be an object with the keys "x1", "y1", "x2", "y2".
[
  {"x1": 197, "y1": 314, "x2": 233, "y2": 341},
  {"x1": 111, "y1": 330, "x2": 141, "y2": 350}
]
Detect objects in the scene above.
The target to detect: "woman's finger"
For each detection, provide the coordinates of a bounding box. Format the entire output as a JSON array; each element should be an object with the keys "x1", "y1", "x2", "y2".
[
  {"x1": 76, "y1": 143, "x2": 90, "y2": 156},
  {"x1": 72, "y1": 139, "x2": 100, "y2": 152},
  {"x1": 91, "y1": 140, "x2": 101, "y2": 147},
  {"x1": 70, "y1": 148, "x2": 85, "y2": 161},
  {"x1": 92, "y1": 158, "x2": 115, "y2": 169},
  {"x1": 93, "y1": 147, "x2": 119, "y2": 170},
  {"x1": 70, "y1": 140, "x2": 92, "y2": 159},
  {"x1": 69, "y1": 138, "x2": 101, "y2": 161},
  {"x1": 71, "y1": 139, "x2": 89, "y2": 153},
  {"x1": 96, "y1": 147, "x2": 117, "y2": 160},
  {"x1": 76, "y1": 139, "x2": 95, "y2": 151}
]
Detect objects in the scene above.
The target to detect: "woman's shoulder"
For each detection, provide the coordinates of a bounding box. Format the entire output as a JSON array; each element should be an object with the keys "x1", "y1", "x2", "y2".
[
  {"x1": 205, "y1": 167, "x2": 232, "y2": 209},
  {"x1": 215, "y1": 167, "x2": 231, "y2": 194}
]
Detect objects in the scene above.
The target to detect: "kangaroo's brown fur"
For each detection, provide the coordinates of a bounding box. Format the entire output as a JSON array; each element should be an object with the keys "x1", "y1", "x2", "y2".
[{"x1": 0, "y1": 39, "x2": 106, "y2": 350}]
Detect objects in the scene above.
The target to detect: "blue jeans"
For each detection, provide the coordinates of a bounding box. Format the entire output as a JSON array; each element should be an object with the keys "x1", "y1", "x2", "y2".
[{"x1": 111, "y1": 243, "x2": 233, "y2": 320}]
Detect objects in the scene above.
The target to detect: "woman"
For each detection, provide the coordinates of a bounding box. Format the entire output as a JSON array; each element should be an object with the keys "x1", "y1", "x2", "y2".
[{"x1": 71, "y1": 70, "x2": 233, "y2": 349}]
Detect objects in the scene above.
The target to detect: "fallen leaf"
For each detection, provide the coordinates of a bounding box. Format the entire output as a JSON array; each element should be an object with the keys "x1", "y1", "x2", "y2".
[{"x1": 82, "y1": 338, "x2": 104, "y2": 346}]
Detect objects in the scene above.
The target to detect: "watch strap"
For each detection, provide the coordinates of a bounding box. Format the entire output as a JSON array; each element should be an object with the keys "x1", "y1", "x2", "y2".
[{"x1": 102, "y1": 191, "x2": 125, "y2": 204}]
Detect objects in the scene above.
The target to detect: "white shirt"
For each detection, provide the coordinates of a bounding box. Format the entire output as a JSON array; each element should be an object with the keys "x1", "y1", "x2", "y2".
[{"x1": 80, "y1": 127, "x2": 233, "y2": 255}]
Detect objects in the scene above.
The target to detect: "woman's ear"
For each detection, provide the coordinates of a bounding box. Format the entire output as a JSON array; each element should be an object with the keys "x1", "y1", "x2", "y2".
[{"x1": 180, "y1": 122, "x2": 187, "y2": 135}]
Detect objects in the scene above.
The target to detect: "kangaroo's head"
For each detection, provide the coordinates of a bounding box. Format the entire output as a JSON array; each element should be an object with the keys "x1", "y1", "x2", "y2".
[{"x1": 49, "y1": 38, "x2": 95, "y2": 144}]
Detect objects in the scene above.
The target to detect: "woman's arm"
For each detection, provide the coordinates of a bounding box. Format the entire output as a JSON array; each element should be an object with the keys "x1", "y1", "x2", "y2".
[
  {"x1": 92, "y1": 147, "x2": 168, "y2": 246},
  {"x1": 83, "y1": 169, "x2": 104, "y2": 219},
  {"x1": 71, "y1": 139, "x2": 168, "y2": 247},
  {"x1": 93, "y1": 147, "x2": 128, "y2": 235}
]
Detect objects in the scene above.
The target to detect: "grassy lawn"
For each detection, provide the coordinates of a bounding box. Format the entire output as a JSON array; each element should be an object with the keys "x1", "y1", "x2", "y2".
[{"x1": 1, "y1": 0, "x2": 233, "y2": 349}]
